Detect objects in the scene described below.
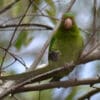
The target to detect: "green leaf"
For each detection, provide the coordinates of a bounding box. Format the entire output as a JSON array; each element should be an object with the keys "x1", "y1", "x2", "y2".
[
  {"x1": 45, "y1": 0, "x2": 56, "y2": 24},
  {"x1": 15, "y1": 31, "x2": 29, "y2": 49},
  {"x1": 0, "y1": 0, "x2": 3, "y2": 7},
  {"x1": 32, "y1": 0, "x2": 41, "y2": 12},
  {"x1": 46, "y1": 8, "x2": 57, "y2": 24},
  {"x1": 45, "y1": 0, "x2": 56, "y2": 16},
  {"x1": 45, "y1": 0, "x2": 55, "y2": 10}
]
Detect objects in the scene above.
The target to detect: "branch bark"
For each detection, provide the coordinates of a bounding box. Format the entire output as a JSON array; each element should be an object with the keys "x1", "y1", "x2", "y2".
[{"x1": 11, "y1": 78, "x2": 100, "y2": 94}]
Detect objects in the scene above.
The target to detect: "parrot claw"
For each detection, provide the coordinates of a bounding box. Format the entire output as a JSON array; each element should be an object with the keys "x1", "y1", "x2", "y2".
[
  {"x1": 65, "y1": 61, "x2": 74, "y2": 66},
  {"x1": 63, "y1": 61, "x2": 74, "y2": 73}
]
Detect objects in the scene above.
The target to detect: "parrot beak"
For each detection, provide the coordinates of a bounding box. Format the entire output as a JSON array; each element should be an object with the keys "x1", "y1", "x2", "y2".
[{"x1": 64, "y1": 18, "x2": 73, "y2": 29}]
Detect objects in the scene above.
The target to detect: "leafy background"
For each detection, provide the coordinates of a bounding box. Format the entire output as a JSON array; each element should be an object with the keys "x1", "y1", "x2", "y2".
[{"x1": 0, "y1": 0, "x2": 100, "y2": 100}]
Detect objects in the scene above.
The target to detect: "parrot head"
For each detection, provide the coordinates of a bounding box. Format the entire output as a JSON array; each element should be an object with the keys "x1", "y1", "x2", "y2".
[
  {"x1": 62, "y1": 13, "x2": 75, "y2": 30},
  {"x1": 56, "y1": 12, "x2": 80, "y2": 38}
]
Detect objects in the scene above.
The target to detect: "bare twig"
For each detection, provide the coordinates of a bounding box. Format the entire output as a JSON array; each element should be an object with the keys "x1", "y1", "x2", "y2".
[
  {"x1": 3, "y1": 60, "x2": 16, "y2": 70},
  {"x1": 79, "y1": 49, "x2": 100, "y2": 63},
  {"x1": 0, "y1": 46, "x2": 27, "y2": 69},
  {"x1": 65, "y1": 0, "x2": 76, "y2": 12},
  {"x1": 92, "y1": 0, "x2": 97, "y2": 36},
  {"x1": 0, "y1": 28, "x2": 52, "y2": 31},
  {"x1": 78, "y1": 88, "x2": 100, "y2": 100},
  {"x1": 2, "y1": 13, "x2": 59, "y2": 25},
  {"x1": 85, "y1": 0, "x2": 97, "y2": 47},
  {"x1": 0, "y1": 23, "x2": 53, "y2": 30},
  {"x1": 81, "y1": 0, "x2": 97, "y2": 58}
]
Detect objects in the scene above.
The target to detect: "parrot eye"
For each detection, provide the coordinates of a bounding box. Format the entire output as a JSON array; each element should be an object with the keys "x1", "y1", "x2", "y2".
[{"x1": 64, "y1": 18, "x2": 73, "y2": 29}]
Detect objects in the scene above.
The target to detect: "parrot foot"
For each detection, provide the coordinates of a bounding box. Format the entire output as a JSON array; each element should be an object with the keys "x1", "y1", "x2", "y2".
[{"x1": 63, "y1": 61, "x2": 74, "y2": 73}]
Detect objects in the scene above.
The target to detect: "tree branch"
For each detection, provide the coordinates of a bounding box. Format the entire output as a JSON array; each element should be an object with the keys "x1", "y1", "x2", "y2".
[
  {"x1": 0, "y1": 23, "x2": 53, "y2": 30},
  {"x1": 78, "y1": 88, "x2": 100, "y2": 100},
  {"x1": 11, "y1": 78, "x2": 100, "y2": 94}
]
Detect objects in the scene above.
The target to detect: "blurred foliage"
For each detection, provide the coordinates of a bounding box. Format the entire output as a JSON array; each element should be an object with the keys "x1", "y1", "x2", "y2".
[
  {"x1": 15, "y1": 31, "x2": 32, "y2": 49},
  {"x1": 0, "y1": 0, "x2": 3, "y2": 7}
]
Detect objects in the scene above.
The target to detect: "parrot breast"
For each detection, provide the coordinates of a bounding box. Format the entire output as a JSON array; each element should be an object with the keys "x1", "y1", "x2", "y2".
[{"x1": 49, "y1": 22, "x2": 83, "y2": 69}]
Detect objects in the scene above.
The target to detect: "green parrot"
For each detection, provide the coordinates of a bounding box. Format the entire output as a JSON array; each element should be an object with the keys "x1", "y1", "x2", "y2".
[{"x1": 0, "y1": 12, "x2": 83, "y2": 81}]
